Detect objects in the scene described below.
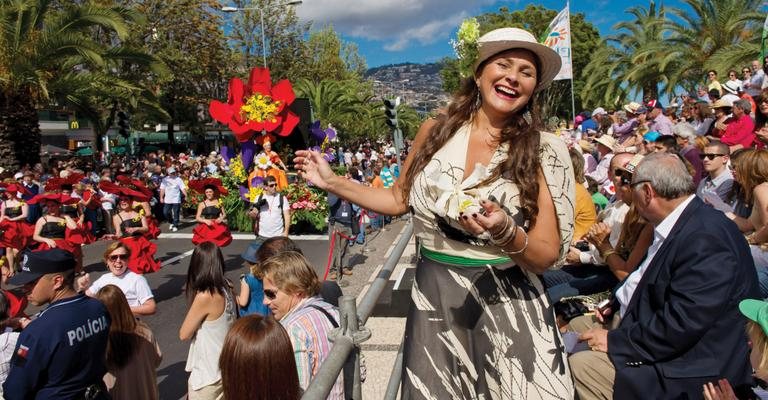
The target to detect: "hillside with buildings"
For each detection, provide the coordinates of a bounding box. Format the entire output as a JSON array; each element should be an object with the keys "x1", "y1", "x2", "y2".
[{"x1": 365, "y1": 62, "x2": 451, "y2": 113}]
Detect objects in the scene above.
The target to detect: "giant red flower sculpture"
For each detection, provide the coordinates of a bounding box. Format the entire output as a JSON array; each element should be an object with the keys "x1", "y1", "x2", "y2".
[{"x1": 209, "y1": 67, "x2": 299, "y2": 142}]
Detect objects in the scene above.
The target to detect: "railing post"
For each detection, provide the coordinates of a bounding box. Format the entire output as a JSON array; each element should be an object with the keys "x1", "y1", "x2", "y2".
[
  {"x1": 339, "y1": 296, "x2": 368, "y2": 399},
  {"x1": 383, "y1": 338, "x2": 404, "y2": 400}
]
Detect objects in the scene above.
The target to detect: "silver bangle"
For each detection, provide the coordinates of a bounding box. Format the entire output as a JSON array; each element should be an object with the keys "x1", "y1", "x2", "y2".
[
  {"x1": 501, "y1": 230, "x2": 529, "y2": 255},
  {"x1": 490, "y1": 215, "x2": 516, "y2": 245}
]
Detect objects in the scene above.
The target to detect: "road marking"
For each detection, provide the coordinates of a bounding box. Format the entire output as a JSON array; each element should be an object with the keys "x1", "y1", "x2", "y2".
[
  {"x1": 160, "y1": 249, "x2": 194, "y2": 266},
  {"x1": 158, "y1": 233, "x2": 327, "y2": 241}
]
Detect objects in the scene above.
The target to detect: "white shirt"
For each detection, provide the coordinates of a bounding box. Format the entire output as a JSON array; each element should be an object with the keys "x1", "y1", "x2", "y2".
[
  {"x1": 579, "y1": 200, "x2": 630, "y2": 264},
  {"x1": 616, "y1": 195, "x2": 695, "y2": 317},
  {"x1": 160, "y1": 176, "x2": 186, "y2": 203},
  {"x1": 99, "y1": 190, "x2": 116, "y2": 211},
  {"x1": 89, "y1": 271, "x2": 154, "y2": 307},
  {"x1": 257, "y1": 193, "x2": 289, "y2": 238}
]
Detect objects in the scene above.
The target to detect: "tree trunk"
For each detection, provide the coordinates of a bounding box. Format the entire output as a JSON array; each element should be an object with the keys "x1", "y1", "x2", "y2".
[{"x1": 0, "y1": 90, "x2": 41, "y2": 170}]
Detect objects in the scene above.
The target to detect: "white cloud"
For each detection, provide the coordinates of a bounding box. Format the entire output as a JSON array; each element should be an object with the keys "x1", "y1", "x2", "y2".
[{"x1": 296, "y1": 0, "x2": 499, "y2": 51}]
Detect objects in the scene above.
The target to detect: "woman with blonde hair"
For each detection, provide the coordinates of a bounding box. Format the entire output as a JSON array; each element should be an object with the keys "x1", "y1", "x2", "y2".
[{"x1": 96, "y1": 285, "x2": 161, "y2": 400}]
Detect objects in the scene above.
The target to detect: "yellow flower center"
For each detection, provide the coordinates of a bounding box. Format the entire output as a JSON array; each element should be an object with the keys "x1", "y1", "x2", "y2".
[{"x1": 240, "y1": 94, "x2": 281, "y2": 123}]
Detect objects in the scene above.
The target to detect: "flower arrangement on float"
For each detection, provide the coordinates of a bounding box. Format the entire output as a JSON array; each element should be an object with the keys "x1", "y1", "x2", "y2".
[{"x1": 206, "y1": 67, "x2": 336, "y2": 233}]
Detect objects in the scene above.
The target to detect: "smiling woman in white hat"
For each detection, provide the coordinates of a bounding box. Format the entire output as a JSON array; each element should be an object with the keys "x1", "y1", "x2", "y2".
[{"x1": 294, "y1": 24, "x2": 575, "y2": 399}]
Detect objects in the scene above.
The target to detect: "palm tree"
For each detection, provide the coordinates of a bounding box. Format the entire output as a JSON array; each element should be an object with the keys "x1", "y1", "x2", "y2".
[
  {"x1": 0, "y1": 0, "x2": 131, "y2": 169},
  {"x1": 663, "y1": 0, "x2": 764, "y2": 92},
  {"x1": 581, "y1": 1, "x2": 667, "y2": 108}
]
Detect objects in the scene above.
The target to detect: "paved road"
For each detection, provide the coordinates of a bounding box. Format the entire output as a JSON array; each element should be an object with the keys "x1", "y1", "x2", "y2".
[{"x1": 70, "y1": 219, "x2": 407, "y2": 399}]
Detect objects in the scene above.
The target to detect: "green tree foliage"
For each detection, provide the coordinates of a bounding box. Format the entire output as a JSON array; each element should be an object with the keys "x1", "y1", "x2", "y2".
[
  {"x1": 440, "y1": 5, "x2": 601, "y2": 119},
  {"x1": 0, "y1": 0, "x2": 144, "y2": 169},
  {"x1": 664, "y1": 0, "x2": 764, "y2": 92},
  {"x1": 125, "y1": 0, "x2": 234, "y2": 149},
  {"x1": 227, "y1": 0, "x2": 308, "y2": 80},
  {"x1": 298, "y1": 25, "x2": 367, "y2": 83},
  {"x1": 582, "y1": 0, "x2": 765, "y2": 107},
  {"x1": 581, "y1": 1, "x2": 667, "y2": 107}
]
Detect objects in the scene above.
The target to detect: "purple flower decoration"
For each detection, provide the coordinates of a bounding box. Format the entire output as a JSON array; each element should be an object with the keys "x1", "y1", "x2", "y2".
[
  {"x1": 309, "y1": 120, "x2": 337, "y2": 150},
  {"x1": 310, "y1": 146, "x2": 335, "y2": 163},
  {"x1": 250, "y1": 176, "x2": 264, "y2": 187},
  {"x1": 240, "y1": 140, "x2": 256, "y2": 171},
  {"x1": 239, "y1": 185, "x2": 250, "y2": 201},
  {"x1": 221, "y1": 146, "x2": 236, "y2": 165}
]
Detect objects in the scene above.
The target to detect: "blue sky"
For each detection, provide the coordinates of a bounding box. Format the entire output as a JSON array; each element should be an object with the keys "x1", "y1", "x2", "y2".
[{"x1": 296, "y1": 0, "x2": 694, "y2": 67}]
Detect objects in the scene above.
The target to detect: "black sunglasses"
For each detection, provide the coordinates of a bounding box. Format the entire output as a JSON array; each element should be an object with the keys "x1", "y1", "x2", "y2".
[
  {"x1": 266, "y1": 183, "x2": 276, "y2": 187},
  {"x1": 614, "y1": 169, "x2": 633, "y2": 186},
  {"x1": 264, "y1": 289, "x2": 277, "y2": 300},
  {"x1": 699, "y1": 153, "x2": 724, "y2": 160},
  {"x1": 108, "y1": 254, "x2": 128, "y2": 261}
]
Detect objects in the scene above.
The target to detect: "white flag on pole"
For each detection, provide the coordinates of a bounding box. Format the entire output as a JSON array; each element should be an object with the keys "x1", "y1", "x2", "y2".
[{"x1": 543, "y1": 4, "x2": 573, "y2": 80}]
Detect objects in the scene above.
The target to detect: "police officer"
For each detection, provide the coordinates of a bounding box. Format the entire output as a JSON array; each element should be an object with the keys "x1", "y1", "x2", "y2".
[{"x1": 4, "y1": 249, "x2": 111, "y2": 399}]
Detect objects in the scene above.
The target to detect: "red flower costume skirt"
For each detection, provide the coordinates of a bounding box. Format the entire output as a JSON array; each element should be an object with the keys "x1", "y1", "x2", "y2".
[
  {"x1": 68, "y1": 222, "x2": 96, "y2": 245},
  {"x1": 34, "y1": 231, "x2": 84, "y2": 260},
  {"x1": 144, "y1": 217, "x2": 161, "y2": 240},
  {"x1": 192, "y1": 221, "x2": 232, "y2": 247},
  {"x1": 0, "y1": 220, "x2": 33, "y2": 250},
  {"x1": 119, "y1": 235, "x2": 161, "y2": 274}
]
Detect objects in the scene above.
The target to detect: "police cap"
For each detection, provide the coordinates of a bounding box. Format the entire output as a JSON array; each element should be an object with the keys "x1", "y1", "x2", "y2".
[{"x1": 8, "y1": 249, "x2": 76, "y2": 286}]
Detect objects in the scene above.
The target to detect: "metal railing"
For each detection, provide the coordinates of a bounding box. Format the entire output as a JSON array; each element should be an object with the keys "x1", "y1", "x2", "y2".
[{"x1": 301, "y1": 222, "x2": 414, "y2": 400}]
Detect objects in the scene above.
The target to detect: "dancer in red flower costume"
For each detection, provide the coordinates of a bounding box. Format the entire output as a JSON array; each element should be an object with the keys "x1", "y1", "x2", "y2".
[
  {"x1": 0, "y1": 184, "x2": 33, "y2": 275},
  {"x1": 190, "y1": 178, "x2": 232, "y2": 247},
  {"x1": 100, "y1": 181, "x2": 161, "y2": 274},
  {"x1": 45, "y1": 174, "x2": 96, "y2": 245},
  {"x1": 115, "y1": 175, "x2": 161, "y2": 240},
  {"x1": 29, "y1": 193, "x2": 86, "y2": 271}
]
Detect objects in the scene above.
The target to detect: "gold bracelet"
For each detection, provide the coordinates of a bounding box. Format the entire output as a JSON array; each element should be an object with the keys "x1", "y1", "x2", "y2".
[
  {"x1": 502, "y1": 230, "x2": 529, "y2": 255},
  {"x1": 601, "y1": 250, "x2": 617, "y2": 259}
]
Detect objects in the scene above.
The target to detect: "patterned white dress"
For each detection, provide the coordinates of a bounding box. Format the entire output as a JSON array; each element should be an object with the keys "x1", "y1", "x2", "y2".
[{"x1": 403, "y1": 124, "x2": 576, "y2": 399}]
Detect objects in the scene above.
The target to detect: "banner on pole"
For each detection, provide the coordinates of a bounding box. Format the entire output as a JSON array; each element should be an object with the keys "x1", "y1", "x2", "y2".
[{"x1": 543, "y1": 5, "x2": 573, "y2": 81}]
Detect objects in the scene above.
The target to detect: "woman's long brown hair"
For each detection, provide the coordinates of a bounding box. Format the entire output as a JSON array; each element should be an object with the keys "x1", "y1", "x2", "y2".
[
  {"x1": 219, "y1": 315, "x2": 301, "y2": 400},
  {"x1": 96, "y1": 284, "x2": 139, "y2": 369},
  {"x1": 401, "y1": 73, "x2": 543, "y2": 225}
]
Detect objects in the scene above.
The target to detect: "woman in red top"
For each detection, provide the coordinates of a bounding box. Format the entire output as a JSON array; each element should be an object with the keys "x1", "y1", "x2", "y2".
[{"x1": 721, "y1": 99, "x2": 757, "y2": 151}]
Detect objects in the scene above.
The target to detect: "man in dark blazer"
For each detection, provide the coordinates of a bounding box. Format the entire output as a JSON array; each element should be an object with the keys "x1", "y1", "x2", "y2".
[{"x1": 571, "y1": 153, "x2": 759, "y2": 399}]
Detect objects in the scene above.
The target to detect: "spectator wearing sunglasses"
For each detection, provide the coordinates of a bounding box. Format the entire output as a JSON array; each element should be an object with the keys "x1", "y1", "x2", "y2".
[
  {"x1": 84, "y1": 241, "x2": 156, "y2": 316},
  {"x1": 696, "y1": 141, "x2": 733, "y2": 205},
  {"x1": 248, "y1": 176, "x2": 291, "y2": 240},
  {"x1": 260, "y1": 251, "x2": 343, "y2": 399},
  {"x1": 673, "y1": 123, "x2": 704, "y2": 186}
]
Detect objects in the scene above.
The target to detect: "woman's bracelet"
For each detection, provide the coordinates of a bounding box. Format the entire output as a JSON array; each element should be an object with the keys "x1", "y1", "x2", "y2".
[
  {"x1": 601, "y1": 249, "x2": 618, "y2": 259},
  {"x1": 501, "y1": 230, "x2": 529, "y2": 255},
  {"x1": 490, "y1": 216, "x2": 516, "y2": 246}
]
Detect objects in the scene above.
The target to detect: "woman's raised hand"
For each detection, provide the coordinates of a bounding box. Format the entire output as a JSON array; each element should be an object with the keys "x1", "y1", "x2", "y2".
[{"x1": 294, "y1": 149, "x2": 337, "y2": 191}]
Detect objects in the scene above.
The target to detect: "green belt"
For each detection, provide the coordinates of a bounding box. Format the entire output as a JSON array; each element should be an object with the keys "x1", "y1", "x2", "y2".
[{"x1": 420, "y1": 246, "x2": 512, "y2": 267}]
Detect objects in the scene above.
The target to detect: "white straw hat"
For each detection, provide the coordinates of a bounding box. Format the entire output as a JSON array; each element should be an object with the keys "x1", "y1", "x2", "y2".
[{"x1": 472, "y1": 28, "x2": 562, "y2": 92}]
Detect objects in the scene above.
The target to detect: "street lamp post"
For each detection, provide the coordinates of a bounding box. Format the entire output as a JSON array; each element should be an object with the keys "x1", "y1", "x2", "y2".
[{"x1": 222, "y1": 1, "x2": 302, "y2": 68}]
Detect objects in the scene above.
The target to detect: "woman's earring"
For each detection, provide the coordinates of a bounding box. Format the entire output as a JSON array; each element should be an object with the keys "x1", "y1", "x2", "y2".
[{"x1": 475, "y1": 92, "x2": 482, "y2": 109}]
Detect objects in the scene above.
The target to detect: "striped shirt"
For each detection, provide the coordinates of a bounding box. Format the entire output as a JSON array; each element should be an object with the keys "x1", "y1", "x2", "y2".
[{"x1": 281, "y1": 297, "x2": 343, "y2": 399}]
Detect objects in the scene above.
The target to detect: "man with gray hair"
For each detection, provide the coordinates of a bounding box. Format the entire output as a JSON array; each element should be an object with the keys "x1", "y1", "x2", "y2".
[
  {"x1": 571, "y1": 153, "x2": 758, "y2": 399},
  {"x1": 672, "y1": 122, "x2": 703, "y2": 186},
  {"x1": 720, "y1": 98, "x2": 756, "y2": 151}
]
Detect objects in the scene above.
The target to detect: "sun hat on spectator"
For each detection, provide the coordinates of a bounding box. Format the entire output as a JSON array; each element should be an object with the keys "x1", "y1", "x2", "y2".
[
  {"x1": 592, "y1": 107, "x2": 607, "y2": 117},
  {"x1": 620, "y1": 154, "x2": 645, "y2": 174},
  {"x1": 594, "y1": 135, "x2": 616, "y2": 150},
  {"x1": 578, "y1": 140, "x2": 594, "y2": 154},
  {"x1": 712, "y1": 98, "x2": 733, "y2": 109},
  {"x1": 643, "y1": 131, "x2": 661, "y2": 143},
  {"x1": 167, "y1": 167, "x2": 177, "y2": 174},
  {"x1": 241, "y1": 242, "x2": 261, "y2": 264},
  {"x1": 722, "y1": 80, "x2": 740, "y2": 95},
  {"x1": 623, "y1": 102, "x2": 642, "y2": 114},
  {"x1": 472, "y1": 27, "x2": 562, "y2": 92},
  {"x1": 13, "y1": 172, "x2": 23, "y2": 180},
  {"x1": 739, "y1": 299, "x2": 768, "y2": 335}
]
